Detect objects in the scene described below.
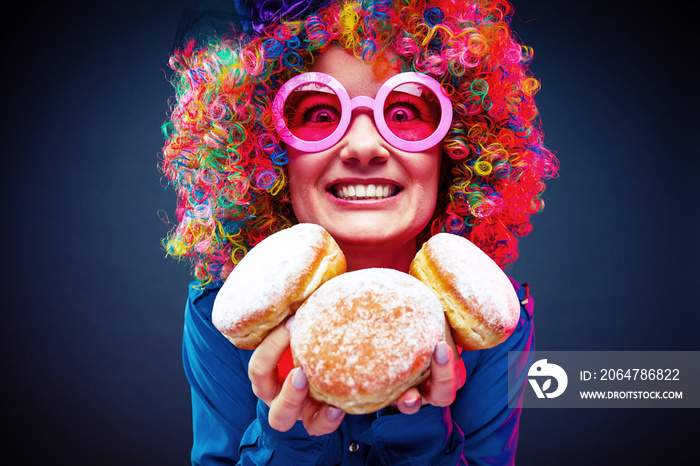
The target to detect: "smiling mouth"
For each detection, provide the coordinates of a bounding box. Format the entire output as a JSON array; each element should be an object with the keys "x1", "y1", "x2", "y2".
[{"x1": 332, "y1": 183, "x2": 399, "y2": 200}]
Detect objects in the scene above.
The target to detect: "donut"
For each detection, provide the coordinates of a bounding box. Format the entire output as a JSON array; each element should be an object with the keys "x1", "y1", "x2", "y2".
[
  {"x1": 409, "y1": 233, "x2": 519, "y2": 350},
  {"x1": 212, "y1": 223, "x2": 346, "y2": 350},
  {"x1": 289, "y1": 268, "x2": 445, "y2": 414}
]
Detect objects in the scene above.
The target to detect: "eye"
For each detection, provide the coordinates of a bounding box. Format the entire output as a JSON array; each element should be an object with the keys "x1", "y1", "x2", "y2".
[
  {"x1": 383, "y1": 89, "x2": 438, "y2": 127},
  {"x1": 383, "y1": 87, "x2": 441, "y2": 141},
  {"x1": 304, "y1": 105, "x2": 340, "y2": 124},
  {"x1": 285, "y1": 91, "x2": 341, "y2": 128},
  {"x1": 385, "y1": 103, "x2": 419, "y2": 124}
]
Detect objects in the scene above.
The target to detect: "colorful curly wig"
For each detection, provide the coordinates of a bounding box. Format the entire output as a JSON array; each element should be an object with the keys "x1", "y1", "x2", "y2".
[{"x1": 160, "y1": 0, "x2": 559, "y2": 285}]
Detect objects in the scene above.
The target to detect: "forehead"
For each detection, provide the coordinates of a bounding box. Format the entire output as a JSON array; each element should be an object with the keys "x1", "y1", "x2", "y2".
[{"x1": 309, "y1": 46, "x2": 399, "y2": 98}]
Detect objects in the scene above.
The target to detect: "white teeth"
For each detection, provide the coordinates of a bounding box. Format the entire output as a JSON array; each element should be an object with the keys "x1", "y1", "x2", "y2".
[{"x1": 335, "y1": 184, "x2": 396, "y2": 200}]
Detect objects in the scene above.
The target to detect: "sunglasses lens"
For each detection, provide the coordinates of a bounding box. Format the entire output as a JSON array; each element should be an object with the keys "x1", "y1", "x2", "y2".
[
  {"x1": 383, "y1": 83, "x2": 442, "y2": 142},
  {"x1": 283, "y1": 83, "x2": 342, "y2": 142}
]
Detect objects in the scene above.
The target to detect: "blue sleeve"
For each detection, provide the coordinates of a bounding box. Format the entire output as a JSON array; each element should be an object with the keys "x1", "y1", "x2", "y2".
[
  {"x1": 183, "y1": 281, "x2": 327, "y2": 465},
  {"x1": 450, "y1": 279, "x2": 535, "y2": 465},
  {"x1": 365, "y1": 405, "x2": 466, "y2": 465},
  {"x1": 183, "y1": 281, "x2": 257, "y2": 464},
  {"x1": 238, "y1": 401, "x2": 333, "y2": 465}
]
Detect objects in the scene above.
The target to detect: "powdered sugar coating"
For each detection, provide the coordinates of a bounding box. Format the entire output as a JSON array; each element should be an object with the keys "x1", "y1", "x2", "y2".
[
  {"x1": 212, "y1": 224, "x2": 332, "y2": 338},
  {"x1": 290, "y1": 268, "x2": 445, "y2": 414},
  {"x1": 422, "y1": 233, "x2": 518, "y2": 332}
]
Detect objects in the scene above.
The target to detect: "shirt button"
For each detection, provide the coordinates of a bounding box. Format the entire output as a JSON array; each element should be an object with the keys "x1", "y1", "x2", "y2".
[{"x1": 348, "y1": 441, "x2": 359, "y2": 453}]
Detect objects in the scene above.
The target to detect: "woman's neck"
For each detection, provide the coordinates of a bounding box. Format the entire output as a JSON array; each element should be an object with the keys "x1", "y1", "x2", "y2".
[{"x1": 338, "y1": 239, "x2": 417, "y2": 273}]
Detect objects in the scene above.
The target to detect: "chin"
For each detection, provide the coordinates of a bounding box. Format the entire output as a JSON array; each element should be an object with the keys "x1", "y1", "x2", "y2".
[{"x1": 331, "y1": 222, "x2": 423, "y2": 249}]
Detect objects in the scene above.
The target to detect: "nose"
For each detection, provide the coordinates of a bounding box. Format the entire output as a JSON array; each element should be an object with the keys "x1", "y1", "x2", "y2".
[{"x1": 338, "y1": 110, "x2": 391, "y2": 165}]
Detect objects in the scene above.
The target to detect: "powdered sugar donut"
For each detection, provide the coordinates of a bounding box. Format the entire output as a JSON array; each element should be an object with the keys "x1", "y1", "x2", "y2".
[
  {"x1": 213, "y1": 223, "x2": 346, "y2": 350},
  {"x1": 289, "y1": 268, "x2": 445, "y2": 414},
  {"x1": 410, "y1": 233, "x2": 519, "y2": 350}
]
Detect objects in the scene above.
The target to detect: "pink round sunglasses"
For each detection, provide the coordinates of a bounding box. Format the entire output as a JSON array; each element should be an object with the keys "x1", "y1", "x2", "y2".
[{"x1": 272, "y1": 71, "x2": 453, "y2": 153}]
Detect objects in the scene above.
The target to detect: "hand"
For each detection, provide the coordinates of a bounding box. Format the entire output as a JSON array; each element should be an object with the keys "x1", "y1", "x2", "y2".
[
  {"x1": 248, "y1": 320, "x2": 345, "y2": 435},
  {"x1": 391, "y1": 318, "x2": 467, "y2": 414}
]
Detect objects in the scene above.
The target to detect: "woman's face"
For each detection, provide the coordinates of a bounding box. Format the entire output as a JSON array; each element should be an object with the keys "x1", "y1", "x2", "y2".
[{"x1": 285, "y1": 46, "x2": 442, "y2": 263}]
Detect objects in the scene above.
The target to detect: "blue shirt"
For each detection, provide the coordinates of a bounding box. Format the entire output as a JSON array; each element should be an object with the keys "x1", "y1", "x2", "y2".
[{"x1": 182, "y1": 278, "x2": 534, "y2": 465}]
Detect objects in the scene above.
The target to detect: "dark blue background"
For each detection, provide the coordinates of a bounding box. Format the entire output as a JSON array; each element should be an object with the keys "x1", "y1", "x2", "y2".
[{"x1": 3, "y1": 1, "x2": 698, "y2": 464}]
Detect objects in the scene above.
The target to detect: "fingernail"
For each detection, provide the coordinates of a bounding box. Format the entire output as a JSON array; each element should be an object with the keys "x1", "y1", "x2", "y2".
[
  {"x1": 403, "y1": 397, "x2": 419, "y2": 409},
  {"x1": 285, "y1": 315, "x2": 296, "y2": 330},
  {"x1": 326, "y1": 407, "x2": 343, "y2": 421},
  {"x1": 435, "y1": 341, "x2": 450, "y2": 365},
  {"x1": 291, "y1": 367, "x2": 307, "y2": 389}
]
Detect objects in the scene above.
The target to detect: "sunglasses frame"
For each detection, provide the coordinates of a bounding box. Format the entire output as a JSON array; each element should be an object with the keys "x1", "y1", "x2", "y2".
[{"x1": 272, "y1": 71, "x2": 453, "y2": 153}]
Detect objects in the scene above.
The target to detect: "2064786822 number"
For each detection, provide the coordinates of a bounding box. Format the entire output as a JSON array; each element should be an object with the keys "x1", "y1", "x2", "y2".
[{"x1": 599, "y1": 368, "x2": 680, "y2": 381}]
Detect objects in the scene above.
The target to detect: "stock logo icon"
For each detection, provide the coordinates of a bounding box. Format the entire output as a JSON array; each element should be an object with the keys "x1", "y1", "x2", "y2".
[{"x1": 528, "y1": 359, "x2": 568, "y2": 399}]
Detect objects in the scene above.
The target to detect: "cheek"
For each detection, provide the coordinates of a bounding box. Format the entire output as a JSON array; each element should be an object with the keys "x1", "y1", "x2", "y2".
[
  {"x1": 415, "y1": 150, "x2": 443, "y2": 221},
  {"x1": 286, "y1": 149, "x2": 322, "y2": 183},
  {"x1": 285, "y1": 151, "x2": 309, "y2": 193},
  {"x1": 285, "y1": 155, "x2": 318, "y2": 221},
  {"x1": 287, "y1": 176, "x2": 309, "y2": 222},
  {"x1": 416, "y1": 148, "x2": 442, "y2": 194},
  {"x1": 286, "y1": 162, "x2": 304, "y2": 202}
]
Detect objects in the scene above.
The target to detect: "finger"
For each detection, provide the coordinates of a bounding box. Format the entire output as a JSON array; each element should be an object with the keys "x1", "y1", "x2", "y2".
[
  {"x1": 248, "y1": 323, "x2": 291, "y2": 404},
  {"x1": 301, "y1": 401, "x2": 345, "y2": 436},
  {"x1": 268, "y1": 367, "x2": 309, "y2": 432},
  {"x1": 423, "y1": 340, "x2": 458, "y2": 407},
  {"x1": 393, "y1": 387, "x2": 422, "y2": 415},
  {"x1": 445, "y1": 326, "x2": 467, "y2": 390},
  {"x1": 455, "y1": 348, "x2": 467, "y2": 390}
]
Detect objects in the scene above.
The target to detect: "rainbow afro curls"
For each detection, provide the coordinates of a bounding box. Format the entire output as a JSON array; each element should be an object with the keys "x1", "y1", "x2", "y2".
[{"x1": 160, "y1": 0, "x2": 559, "y2": 284}]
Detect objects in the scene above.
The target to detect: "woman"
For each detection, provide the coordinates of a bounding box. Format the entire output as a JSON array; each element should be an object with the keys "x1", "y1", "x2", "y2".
[{"x1": 160, "y1": 0, "x2": 558, "y2": 464}]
